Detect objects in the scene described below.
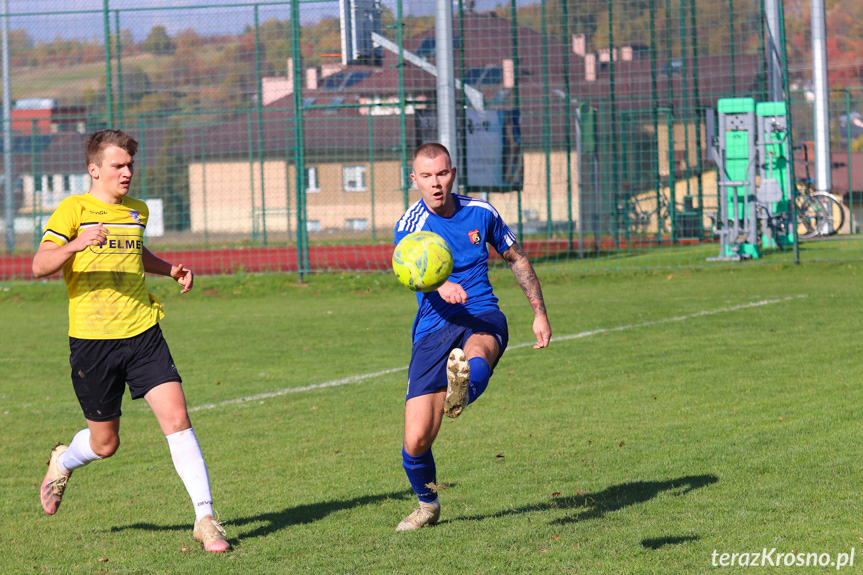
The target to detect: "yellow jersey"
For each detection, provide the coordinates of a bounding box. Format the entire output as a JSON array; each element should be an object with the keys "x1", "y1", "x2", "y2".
[{"x1": 41, "y1": 193, "x2": 164, "y2": 339}]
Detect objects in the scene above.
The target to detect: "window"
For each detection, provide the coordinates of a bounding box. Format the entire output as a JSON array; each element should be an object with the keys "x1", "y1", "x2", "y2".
[
  {"x1": 661, "y1": 59, "x2": 683, "y2": 75},
  {"x1": 306, "y1": 166, "x2": 319, "y2": 193},
  {"x1": 463, "y1": 65, "x2": 504, "y2": 86},
  {"x1": 33, "y1": 174, "x2": 42, "y2": 192},
  {"x1": 345, "y1": 218, "x2": 368, "y2": 231},
  {"x1": 321, "y1": 71, "x2": 371, "y2": 91},
  {"x1": 306, "y1": 220, "x2": 321, "y2": 232},
  {"x1": 62, "y1": 175, "x2": 71, "y2": 192},
  {"x1": 415, "y1": 35, "x2": 461, "y2": 60},
  {"x1": 325, "y1": 97, "x2": 344, "y2": 114},
  {"x1": 343, "y1": 165, "x2": 366, "y2": 192}
]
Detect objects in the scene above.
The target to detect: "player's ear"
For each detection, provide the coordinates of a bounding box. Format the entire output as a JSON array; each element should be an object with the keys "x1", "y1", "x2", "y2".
[{"x1": 87, "y1": 163, "x2": 100, "y2": 179}]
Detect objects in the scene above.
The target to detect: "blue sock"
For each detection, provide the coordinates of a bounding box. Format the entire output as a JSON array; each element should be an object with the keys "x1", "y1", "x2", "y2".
[
  {"x1": 402, "y1": 446, "x2": 437, "y2": 503},
  {"x1": 467, "y1": 357, "x2": 491, "y2": 405}
]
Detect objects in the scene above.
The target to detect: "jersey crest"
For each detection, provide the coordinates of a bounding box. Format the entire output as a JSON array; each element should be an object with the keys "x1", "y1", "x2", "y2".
[{"x1": 468, "y1": 229, "x2": 481, "y2": 245}]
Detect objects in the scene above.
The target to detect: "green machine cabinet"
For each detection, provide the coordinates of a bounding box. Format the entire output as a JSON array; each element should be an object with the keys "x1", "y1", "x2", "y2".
[
  {"x1": 708, "y1": 98, "x2": 759, "y2": 261},
  {"x1": 756, "y1": 102, "x2": 794, "y2": 248}
]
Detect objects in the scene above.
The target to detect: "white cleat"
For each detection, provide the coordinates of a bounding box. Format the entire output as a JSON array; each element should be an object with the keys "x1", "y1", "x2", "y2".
[
  {"x1": 444, "y1": 348, "x2": 470, "y2": 418},
  {"x1": 396, "y1": 499, "x2": 441, "y2": 531}
]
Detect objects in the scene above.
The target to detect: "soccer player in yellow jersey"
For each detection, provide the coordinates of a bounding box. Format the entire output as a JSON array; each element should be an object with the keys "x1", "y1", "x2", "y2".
[{"x1": 32, "y1": 129, "x2": 230, "y2": 552}]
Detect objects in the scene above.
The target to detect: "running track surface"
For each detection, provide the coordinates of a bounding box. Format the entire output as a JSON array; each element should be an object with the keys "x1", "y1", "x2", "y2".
[
  {"x1": 0, "y1": 239, "x2": 576, "y2": 280},
  {"x1": 0, "y1": 238, "x2": 705, "y2": 280}
]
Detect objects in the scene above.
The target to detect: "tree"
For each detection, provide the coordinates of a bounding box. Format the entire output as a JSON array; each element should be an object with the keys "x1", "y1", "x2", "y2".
[{"x1": 142, "y1": 25, "x2": 175, "y2": 55}]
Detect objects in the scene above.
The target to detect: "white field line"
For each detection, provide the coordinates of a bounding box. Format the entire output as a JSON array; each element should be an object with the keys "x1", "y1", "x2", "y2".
[{"x1": 189, "y1": 295, "x2": 805, "y2": 412}]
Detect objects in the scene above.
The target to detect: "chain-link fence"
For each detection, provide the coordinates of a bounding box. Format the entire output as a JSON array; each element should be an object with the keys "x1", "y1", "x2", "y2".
[{"x1": 0, "y1": 0, "x2": 859, "y2": 278}]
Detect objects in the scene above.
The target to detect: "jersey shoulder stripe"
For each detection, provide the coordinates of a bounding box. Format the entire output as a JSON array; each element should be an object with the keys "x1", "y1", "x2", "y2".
[
  {"x1": 504, "y1": 228, "x2": 517, "y2": 246},
  {"x1": 396, "y1": 200, "x2": 429, "y2": 234},
  {"x1": 454, "y1": 194, "x2": 501, "y2": 218},
  {"x1": 82, "y1": 222, "x2": 146, "y2": 231},
  {"x1": 43, "y1": 228, "x2": 70, "y2": 244}
]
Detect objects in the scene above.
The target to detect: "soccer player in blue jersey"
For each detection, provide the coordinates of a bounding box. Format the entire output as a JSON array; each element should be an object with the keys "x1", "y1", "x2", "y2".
[
  {"x1": 32, "y1": 130, "x2": 230, "y2": 552},
  {"x1": 393, "y1": 142, "x2": 552, "y2": 531}
]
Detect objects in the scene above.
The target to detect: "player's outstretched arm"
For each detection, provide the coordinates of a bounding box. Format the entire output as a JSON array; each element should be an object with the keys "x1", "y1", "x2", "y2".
[
  {"x1": 32, "y1": 223, "x2": 109, "y2": 278},
  {"x1": 501, "y1": 241, "x2": 551, "y2": 349},
  {"x1": 143, "y1": 246, "x2": 194, "y2": 294}
]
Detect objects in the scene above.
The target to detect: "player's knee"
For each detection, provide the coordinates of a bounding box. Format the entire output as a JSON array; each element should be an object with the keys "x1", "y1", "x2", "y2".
[
  {"x1": 92, "y1": 435, "x2": 120, "y2": 458},
  {"x1": 166, "y1": 417, "x2": 193, "y2": 435},
  {"x1": 404, "y1": 436, "x2": 433, "y2": 456}
]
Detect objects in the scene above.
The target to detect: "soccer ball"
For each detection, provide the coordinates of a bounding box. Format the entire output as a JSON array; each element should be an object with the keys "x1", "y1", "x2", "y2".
[{"x1": 392, "y1": 231, "x2": 454, "y2": 292}]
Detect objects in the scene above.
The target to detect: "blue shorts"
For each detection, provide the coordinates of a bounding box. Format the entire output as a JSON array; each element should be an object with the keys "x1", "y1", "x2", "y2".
[{"x1": 406, "y1": 310, "x2": 509, "y2": 401}]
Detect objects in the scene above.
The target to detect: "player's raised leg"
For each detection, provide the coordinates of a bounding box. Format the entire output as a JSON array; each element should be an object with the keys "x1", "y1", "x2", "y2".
[
  {"x1": 445, "y1": 332, "x2": 500, "y2": 418},
  {"x1": 146, "y1": 381, "x2": 230, "y2": 552}
]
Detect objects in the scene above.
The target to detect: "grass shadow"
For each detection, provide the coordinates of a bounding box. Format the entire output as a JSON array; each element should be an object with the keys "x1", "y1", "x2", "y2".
[
  {"x1": 640, "y1": 535, "x2": 700, "y2": 549},
  {"x1": 552, "y1": 474, "x2": 719, "y2": 525},
  {"x1": 457, "y1": 474, "x2": 718, "y2": 525},
  {"x1": 110, "y1": 489, "x2": 415, "y2": 542}
]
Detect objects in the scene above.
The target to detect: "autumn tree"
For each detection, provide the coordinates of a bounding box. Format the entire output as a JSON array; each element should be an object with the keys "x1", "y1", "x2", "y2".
[{"x1": 142, "y1": 25, "x2": 175, "y2": 55}]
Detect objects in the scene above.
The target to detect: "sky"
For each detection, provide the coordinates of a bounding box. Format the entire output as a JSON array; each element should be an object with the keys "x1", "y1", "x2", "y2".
[{"x1": 6, "y1": 0, "x2": 539, "y2": 43}]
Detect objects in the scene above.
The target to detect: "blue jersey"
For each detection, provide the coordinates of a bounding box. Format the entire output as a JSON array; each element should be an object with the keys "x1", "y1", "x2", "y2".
[{"x1": 395, "y1": 194, "x2": 517, "y2": 343}]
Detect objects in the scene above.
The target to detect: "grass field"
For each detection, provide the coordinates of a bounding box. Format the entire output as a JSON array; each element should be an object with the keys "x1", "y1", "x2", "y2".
[{"x1": 2, "y1": 258, "x2": 863, "y2": 574}]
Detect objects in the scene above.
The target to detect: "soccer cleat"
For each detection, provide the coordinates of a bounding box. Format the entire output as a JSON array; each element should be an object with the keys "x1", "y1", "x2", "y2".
[
  {"x1": 443, "y1": 348, "x2": 470, "y2": 418},
  {"x1": 41, "y1": 443, "x2": 71, "y2": 515},
  {"x1": 396, "y1": 499, "x2": 441, "y2": 531},
  {"x1": 194, "y1": 515, "x2": 231, "y2": 552}
]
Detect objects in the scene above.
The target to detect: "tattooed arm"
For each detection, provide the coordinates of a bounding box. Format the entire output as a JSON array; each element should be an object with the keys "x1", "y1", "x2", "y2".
[{"x1": 500, "y1": 241, "x2": 552, "y2": 349}]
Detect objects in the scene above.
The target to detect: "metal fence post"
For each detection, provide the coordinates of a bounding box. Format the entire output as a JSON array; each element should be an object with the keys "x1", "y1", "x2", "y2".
[
  {"x1": 541, "y1": 1, "x2": 552, "y2": 237},
  {"x1": 396, "y1": 0, "x2": 408, "y2": 212},
  {"x1": 510, "y1": 0, "x2": 523, "y2": 241},
  {"x1": 608, "y1": 0, "x2": 619, "y2": 247},
  {"x1": 114, "y1": 10, "x2": 123, "y2": 128},
  {"x1": 290, "y1": 0, "x2": 307, "y2": 278},
  {"x1": 103, "y1": 0, "x2": 113, "y2": 127},
  {"x1": 368, "y1": 108, "x2": 376, "y2": 240},
  {"x1": 561, "y1": 0, "x2": 574, "y2": 251},
  {"x1": 2, "y1": 0, "x2": 13, "y2": 253},
  {"x1": 254, "y1": 5, "x2": 267, "y2": 246},
  {"x1": 247, "y1": 111, "x2": 257, "y2": 242},
  {"x1": 845, "y1": 89, "x2": 853, "y2": 233}
]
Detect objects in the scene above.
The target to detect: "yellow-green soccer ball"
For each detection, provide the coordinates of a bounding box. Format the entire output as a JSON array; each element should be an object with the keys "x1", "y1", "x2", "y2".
[{"x1": 392, "y1": 231, "x2": 454, "y2": 292}]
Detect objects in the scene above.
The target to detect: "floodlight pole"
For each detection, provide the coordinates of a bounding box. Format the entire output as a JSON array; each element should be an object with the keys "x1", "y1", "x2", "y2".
[
  {"x1": 811, "y1": 0, "x2": 831, "y2": 194},
  {"x1": 435, "y1": 0, "x2": 458, "y2": 167},
  {"x1": 764, "y1": 0, "x2": 782, "y2": 102},
  {"x1": 2, "y1": 0, "x2": 12, "y2": 253}
]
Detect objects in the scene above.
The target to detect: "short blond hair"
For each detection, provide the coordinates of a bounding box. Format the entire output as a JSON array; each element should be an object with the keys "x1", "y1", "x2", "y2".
[{"x1": 413, "y1": 142, "x2": 451, "y2": 166}]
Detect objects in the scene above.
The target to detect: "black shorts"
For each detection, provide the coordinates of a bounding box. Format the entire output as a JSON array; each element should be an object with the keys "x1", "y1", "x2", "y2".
[{"x1": 69, "y1": 323, "x2": 182, "y2": 422}]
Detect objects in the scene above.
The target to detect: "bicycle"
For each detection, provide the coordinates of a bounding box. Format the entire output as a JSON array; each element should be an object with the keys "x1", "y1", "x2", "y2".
[
  {"x1": 619, "y1": 193, "x2": 669, "y2": 235},
  {"x1": 794, "y1": 144, "x2": 845, "y2": 238},
  {"x1": 793, "y1": 181, "x2": 845, "y2": 239}
]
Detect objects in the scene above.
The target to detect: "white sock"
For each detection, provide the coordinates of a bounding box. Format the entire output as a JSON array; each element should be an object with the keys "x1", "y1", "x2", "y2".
[
  {"x1": 166, "y1": 428, "x2": 214, "y2": 521},
  {"x1": 57, "y1": 428, "x2": 101, "y2": 474}
]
